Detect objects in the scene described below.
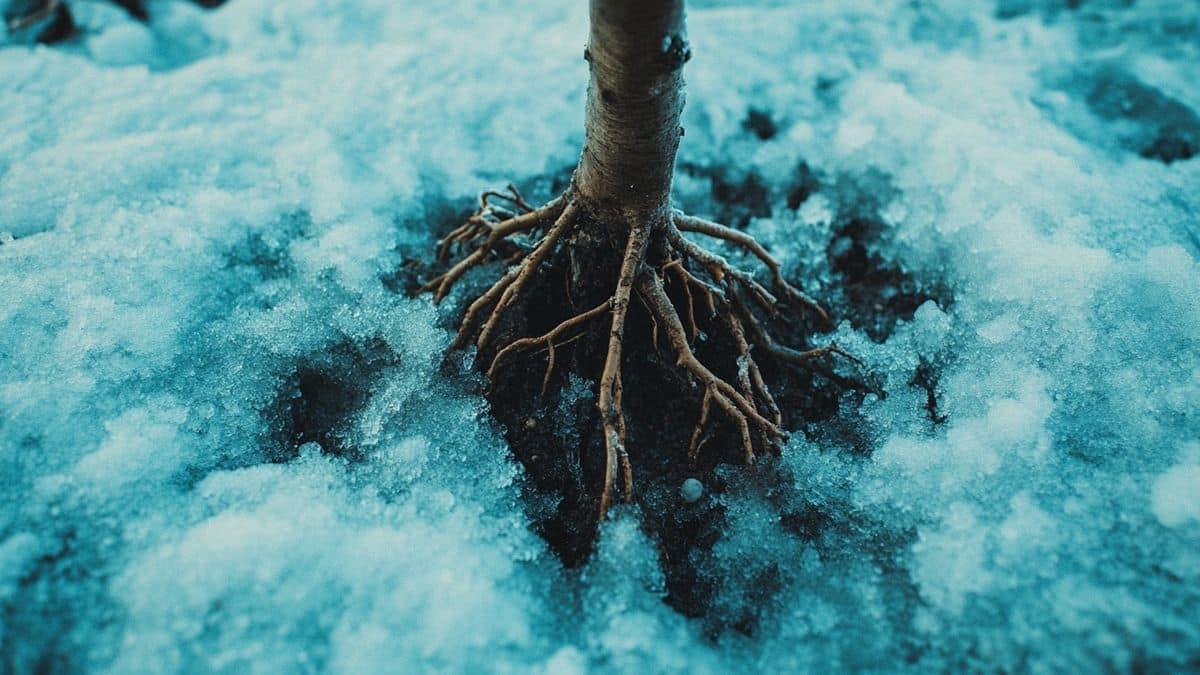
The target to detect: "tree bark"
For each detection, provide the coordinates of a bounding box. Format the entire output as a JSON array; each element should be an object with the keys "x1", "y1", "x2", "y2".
[
  {"x1": 575, "y1": 0, "x2": 689, "y2": 214},
  {"x1": 423, "y1": 0, "x2": 856, "y2": 533}
]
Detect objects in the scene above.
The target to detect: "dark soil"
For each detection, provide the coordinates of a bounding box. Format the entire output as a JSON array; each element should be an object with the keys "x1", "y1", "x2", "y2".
[
  {"x1": 400, "y1": 143, "x2": 952, "y2": 633},
  {"x1": 15, "y1": 0, "x2": 228, "y2": 44},
  {"x1": 1081, "y1": 67, "x2": 1200, "y2": 164},
  {"x1": 261, "y1": 337, "x2": 401, "y2": 463}
]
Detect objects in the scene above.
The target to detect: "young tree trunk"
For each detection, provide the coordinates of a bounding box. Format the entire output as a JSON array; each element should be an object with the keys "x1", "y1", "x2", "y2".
[
  {"x1": 576, "y1": 0, "x2": 687, "y2": 214},
  {"x1": 423, "y1": 0, "x2": 858, "y2": 525}
]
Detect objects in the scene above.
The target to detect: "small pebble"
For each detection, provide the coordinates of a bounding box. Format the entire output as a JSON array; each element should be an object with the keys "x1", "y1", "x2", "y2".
[{"x1": 680, "y1": 478, "x2": 704, "y2": 503}]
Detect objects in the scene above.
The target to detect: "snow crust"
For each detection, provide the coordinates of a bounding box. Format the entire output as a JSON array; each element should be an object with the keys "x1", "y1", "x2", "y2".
[{"x1": 2, "y1": 0, "x2": 1198, "y2": 672}]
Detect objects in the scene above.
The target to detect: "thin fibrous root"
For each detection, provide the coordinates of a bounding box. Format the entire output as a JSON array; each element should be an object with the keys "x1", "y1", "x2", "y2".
[
  {"x1": 476, "y1": 200, "x2": 581, "y2": 350},
  {"x1": 766, "y1": 340, "x2": 881, "y2": 396},
  {"x1": 687, "y1": 386, "x2": 713, "y2": 461},
  {"x1": 722, "y1": 288, "x2": 781, "y2": 451},
  {"x1": 424, "y1": 194, "x2": 567, "y2": 301},
  {"x1": 596, "y1": 222, "x2": 649, "y2": 519},
  {"x1": 437, "y1": 183, "x2": 541, "y2": 262},
  {"x1": 673, "y1": 212, "x2": 830, "y2": 325},
  {"x1": 675, "y1": 274, "x2": 781, "y2": 431},
  {"x1": 480, "y1": 183, "x2": 536, "y2": 214},
  {"x1": 730, "y1": 290, "x2": 880, "y2": 396},
  {"x1": 674, "y1": 272, "x2": 780, "y2": 456},
  {"x1": 486, "y1": 300, "x2": 611, "y2": 396},
  {"x1": 450, "y1": 264, "x2": 519, "y2": 349},
  {"x1": 661, "y1": 258, "x2": 699, "y2": 343}
]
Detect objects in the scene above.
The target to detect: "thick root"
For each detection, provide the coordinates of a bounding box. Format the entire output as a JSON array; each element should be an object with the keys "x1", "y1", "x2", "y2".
[
  {"x1": 596, "y1": 221, "x2": 647, "y2": 518},
  {"x1": 424, "y1": 185, "x2": 868, "y2": 520}
]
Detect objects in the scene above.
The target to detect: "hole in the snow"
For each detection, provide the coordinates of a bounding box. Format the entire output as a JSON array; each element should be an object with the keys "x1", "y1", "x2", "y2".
[
  {"x1": 36, "y1": 3, "x2": 75, "y2": 44},
  {"x1": 910, "y1": 357, "x2": 948, "y2": 427},
  {"x1": 261, "y1": 337, "x2": 399, "y2": 463},
  {"x1": 221, "y1": 211, "x2": 310, "y2": 293},
  {"x1": 1084, "y1": 70, "x2": 1199, "y2": 163},
  {"x1": 8, "y1": 0, "x2": 228, "y2": 45},
  {"x1": 110, "y1": 0, "x2": 150, "y2": 21},
  {"x1": 780, "y1": 503, "x2": 831, "y2": 542},
  {"x1": 994, "y1": 0, "x2": 1133, "y2": 21},
  {"x1": 743, "y1": 108, "x2": 778, "y2": 141},
  {"x1": 1040, "y1": 66, "x2": 1200, "y2": 164},
  {"x1": 415, "y1": 161, "x2": 943, "y2": 639},
  {"x1": 829, "y1": 216, "x2": 951, "y2": 341},
  {"x1": 789, "y1": 168, "x2": 954, "y2": 342},
  {"x1": 786, "y1": 162, "x2": 821, "y2": 210},
  {"x1": 679, "y1": 162, "x2": 771, "y2": 230}
]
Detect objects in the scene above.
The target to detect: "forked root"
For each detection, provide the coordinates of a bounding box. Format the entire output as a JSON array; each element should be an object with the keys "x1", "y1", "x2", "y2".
[
  {"x1": 422, "y1": 190, "x2": 566, "y2": 303},
  {"x1": 595, "y1": 221, "x2": 647, "y2": 518},
  {"x1": 638, "y1": 271, "x2": 786, "y2": 466},
  {"x1": 422, "y1": 185, "x2": 870, "y2": 521},
  {"x1": 486, "y1": 300, "x2": 611, "y2": 396},
  {"x1": 673, "y1": 211, "x2": 830, "y2": 325}
]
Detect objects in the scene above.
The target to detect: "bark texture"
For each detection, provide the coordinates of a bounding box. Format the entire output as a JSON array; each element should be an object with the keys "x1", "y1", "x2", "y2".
[{"x1": 576, "y1": 0, "x2": 688, "y2": 212}]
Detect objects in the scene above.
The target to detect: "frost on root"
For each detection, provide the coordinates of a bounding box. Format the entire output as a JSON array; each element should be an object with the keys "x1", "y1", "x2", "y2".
[{"x1": 424, "y1": 183, "x2": 871, "y2": 521}]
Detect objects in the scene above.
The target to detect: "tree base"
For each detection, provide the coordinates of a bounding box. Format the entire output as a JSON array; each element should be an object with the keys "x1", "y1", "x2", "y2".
[{"x1": 423, "y1": 182, "x2": 872, "y2": 526}]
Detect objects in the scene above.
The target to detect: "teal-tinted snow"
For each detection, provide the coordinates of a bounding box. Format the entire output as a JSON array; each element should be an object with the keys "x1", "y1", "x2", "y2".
[{"x1": 2, "y1": 0, "x2": 1199, "y2": 673}]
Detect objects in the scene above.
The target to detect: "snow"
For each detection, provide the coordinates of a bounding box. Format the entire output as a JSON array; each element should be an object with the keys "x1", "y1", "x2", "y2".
[
  {"x1": 2, "y1": 0, "x2": 1199, "y2": 672},
  {"x1": 1153, "y1": 442, "x2": 1200, "y2": 528}
]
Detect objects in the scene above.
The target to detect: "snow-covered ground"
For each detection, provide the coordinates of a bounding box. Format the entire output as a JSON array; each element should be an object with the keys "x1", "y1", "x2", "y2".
[{"x1": 2, "y1": 0, "x2": 1198, "y2": 672}]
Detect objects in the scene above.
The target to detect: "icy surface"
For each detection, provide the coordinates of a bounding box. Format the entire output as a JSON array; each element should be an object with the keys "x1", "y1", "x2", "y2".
[{"x1": 2, "y1": 0, "x2": 1199, "y2": 672}]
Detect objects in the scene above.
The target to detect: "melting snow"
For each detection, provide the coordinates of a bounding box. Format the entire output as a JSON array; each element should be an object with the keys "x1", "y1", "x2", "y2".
[{"x1": 1, "y1": 0, "x2": 1198, "y2": 672}]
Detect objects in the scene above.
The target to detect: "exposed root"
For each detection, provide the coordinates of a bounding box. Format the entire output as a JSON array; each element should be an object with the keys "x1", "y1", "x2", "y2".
[
  {"x1": 673, "y1": 211, "x2": 830, "y2": 324},
  {"x1": 687, "y1": 386, "x2": 713, "y2": 461},
  {"x1": 733, "y1": 292, "x2": 882, "y2": 397},
  {"x1": 638, "y1": 272, "x2": 786, "y2": 466},
  {"x1": 423, "y1": 185, "x2": 871, "y2": 521},
  {"x1": 450, "y1": 264, "x2": 521, "y2": 350},
  {"x1": 487, "y1": 300, "x2": 611, "y2": 397},
  {"x1": 596, "y1": 221, "x2": 648, "y2": 518},
  {"x1": 422, "y1": 192, "x2": 565, "y2": 303},
  {"x1": 6, "y1": 0, "x2": 60, "y2": 31},
  {"x1": 476, "y1": 201, "x2": 581, "y2": 350},
  {"x1": 661, "y1": 258, "x2": 699, "y2": 342},
  {"x1": 668, "y1": 225, "x2": 777, "y2": 311}
]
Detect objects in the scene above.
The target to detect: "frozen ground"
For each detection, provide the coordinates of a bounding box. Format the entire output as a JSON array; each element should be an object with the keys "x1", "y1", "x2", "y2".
[{"x1": 2, "y1": 0, "x2": 1199, "y2": 672}]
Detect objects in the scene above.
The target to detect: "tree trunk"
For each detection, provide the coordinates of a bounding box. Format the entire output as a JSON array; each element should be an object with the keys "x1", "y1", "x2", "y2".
[
  {"x1": 424, "y1": 0, "x2": 854, "y2": 536},
  {"x1": 575, "y1": 0, "x2": 689, "y2": 215}
]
